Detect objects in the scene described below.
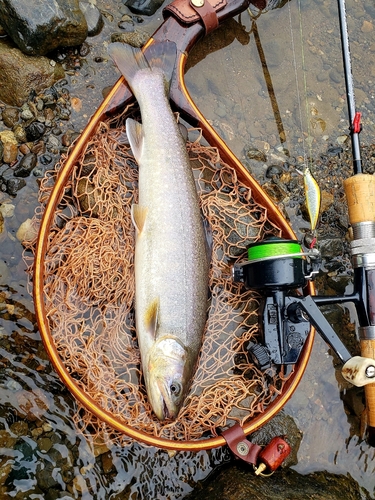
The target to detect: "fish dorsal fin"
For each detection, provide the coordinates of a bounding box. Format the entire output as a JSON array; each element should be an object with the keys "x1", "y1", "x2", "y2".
[
  {"x1": 126, "y1": 117, "x2": 144, "y2": 163},
  {"x1": 143, "y1": 41, "x2": 177, "y2": 89},
  {"x1": 131, "y1": 204, "x2": 147, "y2": 234},
  {"x1": 144, "y1": 299, "x2": 159, "y2": 339}
]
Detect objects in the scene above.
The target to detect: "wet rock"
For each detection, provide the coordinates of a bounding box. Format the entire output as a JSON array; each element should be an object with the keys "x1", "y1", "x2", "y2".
[
  {"x1": 361, "y1": 20, "x2": 373, "y2": 33},
  {"x1": 16, "y1": 218, "x2": 38, "y2": 242},
  {"x1": 0, "y1": 130, "x2": 18, "y2": 165},
  {"x1": 0, "y1": 203, "x2": 15, "y2": 218},
  {"x1": 36, "y1": 462, "x2": 60, "y2": 490},
  {"x1": 329, "y1": 68, "x2": 342, "y2": 84},
  {"x1": 0, "y1": 130, "x2": 17, "y2": 146},
  {"x1": 319, "y1": 238, "x2": 344, "y2": 259},
  {"x1": 0, "y1": 166, "x2": 14, "y2": 184},
  {"x1": 244, "y1": 146, "x2": 267, "y2": 163},
  {"x1": 40, "y1": 153, "x2": 53, "y2": 165},
  {"x1": 14, "y1": 388, "x2": 49, "y2": 421},
  {"x1": 0, "y1": 0, "x2": 88, "y2": 56},
  {"x1": 14, "y1": 153, "x2": 37, "y2": 177},
  {"x1": 0, "y1": 39, "x2": 65, "y2": 107},
  {"x1": 101, "y1": 451, "x2": 115, "y2": 474},
  {"x1": 1, "y1": 107, "x2": 19, "y2": 128},
  {"x1": 110, "y1": 30, "x2": 150, "y2": 48},
  {"x1": 31, "y1": 140, "x2": 46, "y2": 155},
  {"x1": 124, "y1": 0, "x2": 164, "y2": 16},
  {"x1": 80, "y1": 1, "x2": 104, "y2": 36},
  {"x1": 0, "y1": 429, "x2": 18, "y2": 448},
  {"x1": 266, "y1": 164, "x2": 284, "y2": 178},
  {"x1": 10, "y1": 420, "x2": 29, "y2": 437},
  {"x1": 6, "y1": 177, "x2": 26, "y2": 195},
  {"x1": 262, "y1": 181, "x2": 289, "y2": 203},
  {"x1": 37, "y1": 437, "x2": 53, "y2": 453},
  {"x1": 2, "y1": 143, "x2": 18, "y2": 164},
  {"x1": 326, "y1": 146, "x2": 343, "y2": 157},
  {"x1": 13, "y1": 124, "x2": 27, "y2": 143},
  {"x1": 186, "y1": 466, "x2": 370, "y2": 500},
  {"x1": 25, "y1": 122, "x2": 46, "y2": 142},
  {"x1": 118, "y1": 14, "x2": 135, "y2": 30},
  {"x1": 20, "y1": 107, "x2": 34, "y2": 121}
]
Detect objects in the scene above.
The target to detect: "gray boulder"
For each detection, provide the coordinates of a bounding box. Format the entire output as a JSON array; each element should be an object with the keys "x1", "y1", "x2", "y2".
[
  {"x1": 186, "y1": 466, "x2": 370, "y2": 500},
  {"x1": 79, "y1": 1, "x2": 104, "y2": 37},
  {"x1": 0, "y1": 0, "x2": 88, "y2": 56},
  {"x1": 0, "y1": 39, "x2": 64, "y2": 106}
]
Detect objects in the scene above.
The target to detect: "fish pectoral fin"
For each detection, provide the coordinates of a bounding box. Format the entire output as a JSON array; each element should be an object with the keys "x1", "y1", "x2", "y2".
[
  {"x1": 131, "y1": 204, "x2": 148, "y2": 234},
  {"x1": 126, "y1": 117, "x2": 144, "y2": 163},
  {"x1": 144, "y1": 299, "x2": 159, "y2": 339}
]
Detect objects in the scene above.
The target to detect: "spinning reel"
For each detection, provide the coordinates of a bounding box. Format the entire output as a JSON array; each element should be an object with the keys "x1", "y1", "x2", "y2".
[{"x1": 233, "y1": 236, "x2": 375, "y2": 387}]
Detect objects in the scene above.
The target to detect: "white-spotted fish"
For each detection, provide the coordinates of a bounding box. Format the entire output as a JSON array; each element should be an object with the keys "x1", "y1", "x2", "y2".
[{"x1": 108, "y1": 42, "x2": 209, "y2": 421}]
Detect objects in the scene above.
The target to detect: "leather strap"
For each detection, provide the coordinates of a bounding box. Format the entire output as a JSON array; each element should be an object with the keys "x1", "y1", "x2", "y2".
[
  {"x1": 189, "y1": 0, "x2": 219, "y2": 33},
  {"x1": 163, "y1": 0, "x2": 226, "y2": 32},
  {"x1": 221, "y1": 424, "x2": 262, "y2": 464}
]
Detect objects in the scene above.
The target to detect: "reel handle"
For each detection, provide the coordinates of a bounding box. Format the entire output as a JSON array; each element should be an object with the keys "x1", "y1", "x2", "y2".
[{"x1": 344, "y1": 173, "x2": 375, "y2": 442}]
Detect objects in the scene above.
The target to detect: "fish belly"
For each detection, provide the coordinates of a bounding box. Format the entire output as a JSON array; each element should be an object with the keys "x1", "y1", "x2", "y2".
[{"x1": 133, "y1": 86, "x2": 209, "y2": 365}]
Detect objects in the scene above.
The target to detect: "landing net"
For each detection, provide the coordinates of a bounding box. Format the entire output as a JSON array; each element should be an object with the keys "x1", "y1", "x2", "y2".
[{"x1": 25, "y1": 105, "x2": 292, "y2": 444}]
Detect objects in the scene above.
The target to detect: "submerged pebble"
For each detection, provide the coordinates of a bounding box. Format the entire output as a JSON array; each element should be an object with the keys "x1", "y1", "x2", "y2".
[
  {"x1": 1, "y1": 107, "x2": 20, "y2": 128},
  {"x1": 16, "y1": 217, "x2": 38, "y2": 242},
  {"x1": 25, "y1": 121, "x2": 46, "y2": 141},
  {"x1": 14, "y1": 153, "x2": 37, "y2": 177}
]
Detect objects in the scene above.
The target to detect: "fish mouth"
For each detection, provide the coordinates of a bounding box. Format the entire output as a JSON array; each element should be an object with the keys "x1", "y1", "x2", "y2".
[
  {"x1": 156, "y1": 379, "x2": 178, "y2": 421},
  {"x1": 162, "y1": 398, "x2": 173, "y2": 420}
]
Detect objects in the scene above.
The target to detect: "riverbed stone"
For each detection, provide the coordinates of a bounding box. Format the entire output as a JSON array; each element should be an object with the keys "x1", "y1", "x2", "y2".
[
  {"x1": 2, "y1": 142, "x2": 18, "y2": 165},
  {"x1": 14, "y1": 153, "x2": 37, "y2": 177},
  {"x1": 0, "y1": 40, "x2": 65, "y2": 107},
  {"x1": 80, "y1": 1, "x2": 104, "y2": 36},
  {"x1": 1, "y1": 107, "x2": 20, "y2": 128},
  {"x1": 124, "y1": 0, "x2": 165, "y2": 15},
  {"x1": 0, "y1": 0, "x2": 88, "y2": 56},
  {"x1": 186, "y1": 466, "x2": 370, "y2": 500},
  {"x1": 110, "y1": 30, "x2": 151, "y2": 48}
]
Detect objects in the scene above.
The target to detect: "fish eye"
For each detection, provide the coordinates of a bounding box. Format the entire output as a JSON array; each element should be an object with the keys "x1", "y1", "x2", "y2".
[{"x1": 170, "y1": 382, "x2": 181, "y2": 397}]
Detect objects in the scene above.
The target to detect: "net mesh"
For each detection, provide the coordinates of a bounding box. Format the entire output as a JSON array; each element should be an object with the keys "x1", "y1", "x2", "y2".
[{"x1": 25, "y1": 104, "x2": 293, "y2": 444}]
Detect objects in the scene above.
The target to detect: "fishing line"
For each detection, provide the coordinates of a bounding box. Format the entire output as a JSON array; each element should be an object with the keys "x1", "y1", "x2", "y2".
[
  {"x1": 246, "y1": 8, "x2": 287, "y2": 145},
  {"x1": 287, "y1": 0, "x2": 312, "y2": 167}
]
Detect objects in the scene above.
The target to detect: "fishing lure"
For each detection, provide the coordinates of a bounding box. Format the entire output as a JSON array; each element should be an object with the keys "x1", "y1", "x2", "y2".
[{"x1": 303, "y1": 167, "x2": 321, "y2": 232}]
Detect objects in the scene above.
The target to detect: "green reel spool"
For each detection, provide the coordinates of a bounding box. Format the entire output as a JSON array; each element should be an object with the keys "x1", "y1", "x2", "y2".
[{"x1": 247, "y1": 239, "x2": 302, "y2": 262}]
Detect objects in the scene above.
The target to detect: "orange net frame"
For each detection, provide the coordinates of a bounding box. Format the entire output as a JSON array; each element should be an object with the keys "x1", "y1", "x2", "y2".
[{"x1": 25, "y1": 105, "x2": 293, "y2": 444}]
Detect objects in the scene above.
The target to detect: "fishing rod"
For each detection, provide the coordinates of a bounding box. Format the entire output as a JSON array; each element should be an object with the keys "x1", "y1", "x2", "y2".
[
  {"x1": 337, "y1": 0, "x2": 375, "y2": 445},
  {"x1": 233, "y1": 0, "x2": 375, "y2": 447}
]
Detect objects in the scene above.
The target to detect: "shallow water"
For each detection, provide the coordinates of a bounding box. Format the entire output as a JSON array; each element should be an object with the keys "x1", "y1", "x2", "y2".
[{"x1": 1, "y1": 0, "x2": 375, "y2": 497}]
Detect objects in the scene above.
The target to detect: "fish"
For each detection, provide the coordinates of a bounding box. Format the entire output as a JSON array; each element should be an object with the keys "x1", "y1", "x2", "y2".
[
  {"x1": 303, "y1": 166, "x2": 321, "y2": 232},
  {"x1": 108, "y1": 41, "x2": 210, "y2": 421}
]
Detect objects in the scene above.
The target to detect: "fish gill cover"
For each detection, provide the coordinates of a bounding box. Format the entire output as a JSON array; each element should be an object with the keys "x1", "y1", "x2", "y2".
[{"x1": 24, "y1": 104, "x2": 292, "y2": 445}]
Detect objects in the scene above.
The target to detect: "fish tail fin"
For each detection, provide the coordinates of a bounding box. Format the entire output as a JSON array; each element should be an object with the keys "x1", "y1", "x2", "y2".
[
  {"x1": 108, "y1": 41, "x2": 177, "y2": 91},
  {"x1": 144, "y1": 41, "x2": 177, "y2": 88}
]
